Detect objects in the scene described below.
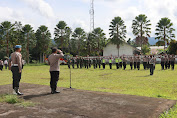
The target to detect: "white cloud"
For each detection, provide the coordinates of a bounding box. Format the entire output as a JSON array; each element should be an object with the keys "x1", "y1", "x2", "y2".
[{"x1": 20, "y1": 0, "x2": 55, "y2": 18}]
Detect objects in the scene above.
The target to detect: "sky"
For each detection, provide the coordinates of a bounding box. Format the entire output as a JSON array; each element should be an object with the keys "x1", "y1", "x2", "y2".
[{"x1": 0, "y1": 0, "x2": 177, "y2": 40}]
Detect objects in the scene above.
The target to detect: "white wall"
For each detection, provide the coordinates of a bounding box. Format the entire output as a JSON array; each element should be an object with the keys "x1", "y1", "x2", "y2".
[{"x1": 103, "y1": 43, "x2": 134, "y2": 56}]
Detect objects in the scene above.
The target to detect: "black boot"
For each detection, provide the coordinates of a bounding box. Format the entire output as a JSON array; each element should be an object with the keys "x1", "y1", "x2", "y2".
[
  {"x1": 51, "y1": 88, "x2": 60, "y2": 94},
  {"x1": 14, "y1": 87, "x2": 23, "y2": 95}
]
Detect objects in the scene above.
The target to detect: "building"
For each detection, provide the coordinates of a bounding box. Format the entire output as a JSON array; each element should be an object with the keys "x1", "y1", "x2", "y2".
[
  {"x1": 137, "y1": 46, "x2": 166, "y2": 55},
  {"x1": 103, "y1": 42, "x2": 140, "y2": 57}
]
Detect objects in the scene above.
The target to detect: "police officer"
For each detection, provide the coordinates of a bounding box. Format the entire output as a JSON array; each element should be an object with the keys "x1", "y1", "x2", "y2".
[
  {"x1": 115, "y1": 57, "x2": 119, "y2": 69},
  {"x1": 0, "y1": 59, "x2": 3, "y2": 71},
  {"x1": 170, "y1": 54, "x2": 175, "y2": 70},
  {"x1": 79, "y1": 57, "x2": 83, "y2": 69},
  {"x1": 133, "y1": 56, "x2": 137, "y2": 69},
  {"x1": 102, "y1": 57, "x2": 106, "y2": 69},
  {"x1": 48, "y1": 47, "x2": 64, "y2": 94},
  {"x1": 143, "y1": 56, "x2": 147, "y2": 70},
  {"x1": 137, "y1": 56, "x2": 141, "y2": 70},
  {"x1": 119, "y1": 57, "x2": 122, "y2": 68},
  {"x1": 160, "y1": 55, "x2": 165, "y2": 70},
  {"x1": 149, "y1": 55, "x2": 156, "y2": 75},
  {"x1": 88, "y1": 58, "x2": 92, "y2": 68},
  {"x1": 122, "y1": 56, "x2": 127, "y2": 70},
  {"x1": 4, "y1": 59, "x2": 8, "y2": 69},
  {"x1": 129, "y1": 57, "x2": 133, "y2": 70},
  {"x1": 76, "y1": 56, "x2": 79, "y2": 69},
  {"x1": 67, "y1": 58, "x2": 71, "y2": 69},
  {"x1": 109, "y1": 57, "x2": 112, "y2": 69},
  {"x1": 93, "y1": 58, "x2": 96, "y2": 69},
  {"x1": 98, "y1": 57, "x2": 101, "y2": 69},
  {"x1": 165, "y1": 55, "x2": 168, "y2": 69},
  {"x1": 71, "y1": 57, "x2": 75, "y2": 69},
  {"x1": 8, "y1": 45, "x2": 23, "y2": 95}
]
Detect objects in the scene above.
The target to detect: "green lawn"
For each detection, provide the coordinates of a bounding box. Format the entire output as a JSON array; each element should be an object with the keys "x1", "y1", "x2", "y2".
[{"x1": 0, "y1": 64, "x2": 177, "y2": 117}]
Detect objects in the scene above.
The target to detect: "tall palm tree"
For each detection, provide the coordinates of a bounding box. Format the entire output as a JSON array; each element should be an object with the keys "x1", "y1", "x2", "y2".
[
  {"x1": 35, "y1": 25, "x2": 51, "y2": 63},
  {"x1": 0, "y1": 21, "x2": 14, "y2": 57},
  {"x1": 54, "y1": 21, "x2": 68, "y2": 51},
  {"x1": 72, "y1": 27, "x2": 86, "y2": 55},
  {"x1": 155, "y1": 17, "x2": 175, "y2": 51},
  {"x1": 109, "y1": 16, "x2": 127, "y2": 56},
  {"x1": 92, "y1": 27, "x2": 106, "y2": 55},
  {"x1": 132, "y1": 14, "x2": 151, "y2": 52},
  {"x1": 22, "y1": 24, "x2": 35, "y2": 64}
]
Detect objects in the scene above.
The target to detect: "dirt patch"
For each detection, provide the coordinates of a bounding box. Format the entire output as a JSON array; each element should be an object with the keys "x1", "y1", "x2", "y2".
[{"x1": 0, "y1": 83, "x2": 176, "y2": 118}]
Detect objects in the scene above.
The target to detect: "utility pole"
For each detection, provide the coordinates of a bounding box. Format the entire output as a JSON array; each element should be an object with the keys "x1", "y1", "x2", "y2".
[{"x1": 90, "y1": 0, "x2": 94, "y2": 32}]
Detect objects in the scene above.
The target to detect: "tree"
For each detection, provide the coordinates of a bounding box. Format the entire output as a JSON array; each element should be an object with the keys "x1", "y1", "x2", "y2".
[
  {"x1": 168, "y1": 40, "x2": 177, "y2": 55},
  {"x1": 141, "y1": 45, "x2": 150, "y2": 55},
  {"x1": 21, "y1": 24, "x2": 35, "y2": 64},
  {"x1": 0, "y1": 21, "x2": 15, "y2": 57},
  {"x1": 91, "y1": 27, "x2": 106, "y2": 55},
  {"x1": 109, "y1": 16, "x2": 127, "y2": 56},
  {"x1": 54, "y1": 21, "x2": 69, "y2": 51},
  {"x1": 132, "y1": 14, "x2": 151, "y2": 52},
  {"x1": 155, "y1": 17, "x2": 175, "y2": 51},
  {"x1": 72, "y1": 27, "x2": 86, "y2": 55},
  {"x1": 35, "y1": 25, "x2": 51, "y2": 63}
]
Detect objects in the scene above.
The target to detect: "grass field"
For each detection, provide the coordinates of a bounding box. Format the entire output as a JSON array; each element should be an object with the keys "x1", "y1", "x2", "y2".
[{"x1": 0, "y1": 64, "x2": 177, "y2": 117}]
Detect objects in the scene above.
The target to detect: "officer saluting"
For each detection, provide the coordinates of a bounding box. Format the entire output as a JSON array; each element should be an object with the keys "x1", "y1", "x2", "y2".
[
  {"x1": 8, "y1": 45, "x2": 23, "y2": 95},
  {"x1": 48, "y1": 47, "x2": 64, "y2": 94}
]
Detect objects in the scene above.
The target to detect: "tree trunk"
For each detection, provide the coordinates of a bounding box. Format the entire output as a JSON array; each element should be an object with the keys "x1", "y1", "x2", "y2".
[
  {"x1": 164, "y1": 28, "x2": 166, "y2": 52},
  {"x1": 6, "y1": 32, "x2": 9, "y2": 57},
  {"x1": 117, "y1": 45, "x2": 120, "y2": 57},
  {"x1": 140, "y1": 24, "x2": 143, "y2": 54},
  {"x1": 27, "y1": 33, "x2": 29, "y2": 64}
]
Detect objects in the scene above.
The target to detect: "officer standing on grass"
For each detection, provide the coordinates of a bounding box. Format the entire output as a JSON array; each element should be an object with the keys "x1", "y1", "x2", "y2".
[
  {"x1": 143, "y1": 56, "x2": 147, "y2": 70},
  {"x1": 67, "y1": 58, "x2": 71, "y2": 69},
  {"x1": 8, "y1": 45, "x2": 23, "y2": 95},
  {"x1": 115, "y1": 57, "x2": 119, "y2": 69},
  {"x1": 102, "y1": 57, "x2": 106, "y2": 69},
  {"x1": 0, "y1": 59, "x2": 3, "y2": 71},
  {"x1": 109, "y1": 57, "x2": 112, "y2": 69},
  {"x1": 98, "y1": 56, "x2": 101, "y2": 69},
  {"x1": 137, "y1": 56, "x2": 141, "y2": 70},
  {"x1": 76, "y1": 56, "x2": 79, "y2": 69},
  {"x1": 170, "y1": 54, "x2": 175, "y2": 70},
  {"x1": 149, "y1": 55, "x2": 155, "y2": 75},
  {"x1": 133, "y1": 56, "x2": 137, "y2": 69},
  {"x1": 119, "y1": 56, "x2": 122, "y2": 68},
  {"x1": 129, "y1": 56, "x2": 133, "y2": 70},
  {"x1": 122, "y1": 56, "x2": 127, "y2": 70},
  {"x1": 48, "y1": 47, "x2": 64, "y2": 94},
  {"x1": 71, "y1": 57, "x2": 75, "y2": 69}
]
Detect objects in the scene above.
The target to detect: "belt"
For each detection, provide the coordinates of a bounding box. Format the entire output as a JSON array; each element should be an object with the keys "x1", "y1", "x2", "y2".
[{"x1": 12, "y1": 64, "x2": 18, "y2": 66}]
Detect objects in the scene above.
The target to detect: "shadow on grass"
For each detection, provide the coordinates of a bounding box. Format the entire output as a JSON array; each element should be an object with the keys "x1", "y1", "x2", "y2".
[
  {"x1": 23, "y1": 93, "x2": 51, "y2": 100},
  {"x1": 136, "y1": 75, "x2": 151, "y2": 77}
]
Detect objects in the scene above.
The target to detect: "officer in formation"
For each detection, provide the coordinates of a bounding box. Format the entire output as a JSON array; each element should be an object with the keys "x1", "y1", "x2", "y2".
[
  {"x1": 122, "y1": 56, "x2": 127, "y2": 70},
  {"x1": 102, "y1": 57, "x2": 106, "y2": 69},
  {"x1": 149, "y1": 55, "x2": 156, "y2": 75},
  {"x1": 71, "y1": 57, "x2": 75, "y2": 69},
  {"x1": 0, "y1": 59, "x2": 3, "y2": 71},
  {"x1": 115, "y1": 57, "x2": 119, "y2": 69},
  {"x1": 143, "y1": 56, "x2": 148, "y2": 70},
  {"x1": 67, "y1": 57, "x2": 71, "y2": 69},
  {"x1": 4, "y1": 59, "x2": 8, "y2": 69},
  {"x1": 8, "y1": 45, "x2": 23, "y2": 95},
  {"x1": 136, "y1": 56, "x2": 141, "y2": 70},
  {"x1": 129, "y1": 57, "x2": 133, "y2": 70},
  {"x1": 48, "y1": 47, "x2": 64, "y2": 94},
  {"x1": 109, "y1": 57, "x2": 112, "y2": 69}
]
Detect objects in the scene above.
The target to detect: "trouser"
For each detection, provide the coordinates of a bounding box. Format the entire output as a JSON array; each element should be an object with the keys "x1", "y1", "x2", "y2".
[
  {"x1": 93, "y1": 64, "x2": 96, "y2": 69},
  {"x1": 50, "y1": 71, "x2": 59, "y2": 91},
  {"x1": 137, "y1": 62, "x2": 140, "y2": 70},
  {"x1": 161, "y1": 62, "x2": 164, "y2": 70},
  {"x1": 86, "y1": 64, "x2": 89, "y2": 69},
  {"x1": 109, "y1": 63, "x2": 112, "y2": 69},
  {"x1": 130, "y1": 62, "x2": 133, "y2": 70},
  {"x1": 0, "y1": 65, "x2": 3, "y2": 71},
  {"x1": 116, "y1": 63, "x2": 119, "y2": 69},
  {"x1": 150, "y1": 64, "x2": 154, "y2": 75},
  {"x1": 68, "y1": 64, "x2": 70, "y2": 69},
  {"x1": 165, "y1": 62, "x2": 168, "y2": 69},
  {"x1": 11, "y1": 66, "x2": 21, "y2": 89},
  {"x1": 102, "y1": 63, "x2": 105, "y2": 69},
  {"x1": 171, "y1": 61, "x2": 174, "y2": 70},
  {"x1": 89, "y1": 64, "x2": 91, "y2": 68},
  {"x1": 143, "y1": 62, "x2": 147, "y2": 70},
  {"x1": 98, "y1": 64, "x2": 101, "y2": 68},
  {"x1": 5, "y1": 64, "x2": 8, "y2": 69},
  {"x1": 123, "y1": 62, "x2": 126, "y2": 70},
  {"x1": 72, "y1": 64, "x2": 74, "y2": 69},
  {"x1": 77, "y1": 64, "x2": 79, "y2": 68},
  {"x1": 96, "y1": 64, "x2": 98, "y2": 68},
  {"x1": 134, "y1": 62, "x2": 136, "y2": 69},
  {"x1": 168, "y1": 61, "x2": 170, "y2": 69},
  {"x1": 147, "y1": 62, "x2": 150, "y2": 69},
  {"x1": 119, "y1": 62, "x2": 122, "y2": 68},
  {"x1": 80, "y1": 63, "x2": 82, "y2": 69}
]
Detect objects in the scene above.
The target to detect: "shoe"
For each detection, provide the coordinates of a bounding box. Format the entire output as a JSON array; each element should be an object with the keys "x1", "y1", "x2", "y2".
[
  {"x1": 51, "y1": 90, "x2": 60, "y2": 94},
  {"x1": 13, "y1": 89, "x2": 17, "y2": 95},
  {"x1": 14, "y1": 87, "x2": 23, "y2": 96}
]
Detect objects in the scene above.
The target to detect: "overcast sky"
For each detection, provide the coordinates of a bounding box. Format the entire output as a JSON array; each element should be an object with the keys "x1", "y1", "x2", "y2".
[{"x1": 0, "y1": 0, "x2": 177, "y2": 40}]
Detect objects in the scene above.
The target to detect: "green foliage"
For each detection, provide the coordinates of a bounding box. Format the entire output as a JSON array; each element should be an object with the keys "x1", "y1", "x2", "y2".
[
  {"x1": 155, "y1": 17, "x2": 175, "y2": 51},
  {"x1": 109, "y1": 16, "x2": 127, "y2": 56},
  {"x1": 141, "y1": 45, "x2": 150, "y2": 55},
  {"x1": 132, "y1": 14, "x2": 151, "y2": 49},
  {"x1": 168, "y1": 40, "x2": 177, "y2": 55},
  {"x1": 159, "y1": 103, "x2": 177, "y2": 118}
]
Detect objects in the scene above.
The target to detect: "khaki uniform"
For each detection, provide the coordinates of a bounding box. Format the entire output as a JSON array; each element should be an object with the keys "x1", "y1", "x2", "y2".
[
  {"x1": 48, "y1": 52, "x2": 64, "y2": 91},
  {"x1": 9, "y1": 52, "x2": 22, "y2": 89}
]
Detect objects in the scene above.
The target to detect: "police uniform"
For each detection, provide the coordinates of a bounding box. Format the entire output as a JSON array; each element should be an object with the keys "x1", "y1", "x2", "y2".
[
  {"x1": 165, "y1": 56, "x2": 168, "y2": 69},
  {"x1": 88, "y1": 59, "x2": 91, "y2": 68},
  {"x1": 129, "y1": 57, "x2": 133, "y2": 70},
  {"x1": 76, "y1": 57, "x2": 79, "y2": 68},
  {"x1": 149, "y1": 56, "x2": 156, "y2": 75},
  {"x1": 93, "y1": 58, "x2": 96, "y2": 69},
  {"x1": 102, "y1": 58, "x2": 106, "y2": 69},
  {"x1": 48, "y1": 51, "x2": 64, "y2": 94},
  {"x1": 71, "y1": 58, "x2": 75, "y2": 69},
  {"x1": 115, "y1": 58, "x2": 119, "y2": 69},
  {"x1": 9, "y1": 45, "x2": 23, "y2": 95},
  {"x1": 160, "y1": 55, "x2": 165, "y2": 70},
  {"x1": 109, "y1": 58, "x2": 112, "y2": 69},
  {"x1": 143, "y1": 56, "x2": 147, "y2": 70},
  {"x1": 0, "y1": 60, "x2": 3, "y2": 71},
  {"x1": 137, "y1": 57, "x2": 141, "y2": 70},
  {"x1": 98, "y1": 58, "x2": 101, "y2": 69},
  {"x1": 122, "y1": 57, "x2": 127, "y2": 70},
  {"x1": 119, "y1": 57, "x2": 122, "y2": 68},
  {"x1": 79, "y1": 57, "x2": 83, "y2": 69},
  {"x1": 170, "y1": 55, "x2": 175, "y2": 70},
  {"x1": 67, "y1": 58, "x2": 71, "y2": 69}
]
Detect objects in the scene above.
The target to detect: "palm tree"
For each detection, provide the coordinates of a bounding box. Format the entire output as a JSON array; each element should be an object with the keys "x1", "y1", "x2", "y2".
[
  {"x1": 109, "y1": 16, "x2": 127, "y2": 56},
  {"x1": 155, "y1": 17, "x2": 175, "y2": 51},
  {"x1": 35, "y1": 25, "x2": 51, "y2": 63},
  {"x1": 132, "y1": 14, "x2": 151, "y2": 52},
  {"x1": 54, "y1": 21, "x2": 68, "y2": 51},
  {"x1": 0, "y1": 21, "x2": 14, "y2": 57},
  {"x1": 22, "y1": 24, "x2": 35, "y2": 64},
  {"x1": 72, "y1": 27, "x2": 86, "y2": 55},
  {"x1": 92, "y1": 27, "x2": 106, "y2": 55}
]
